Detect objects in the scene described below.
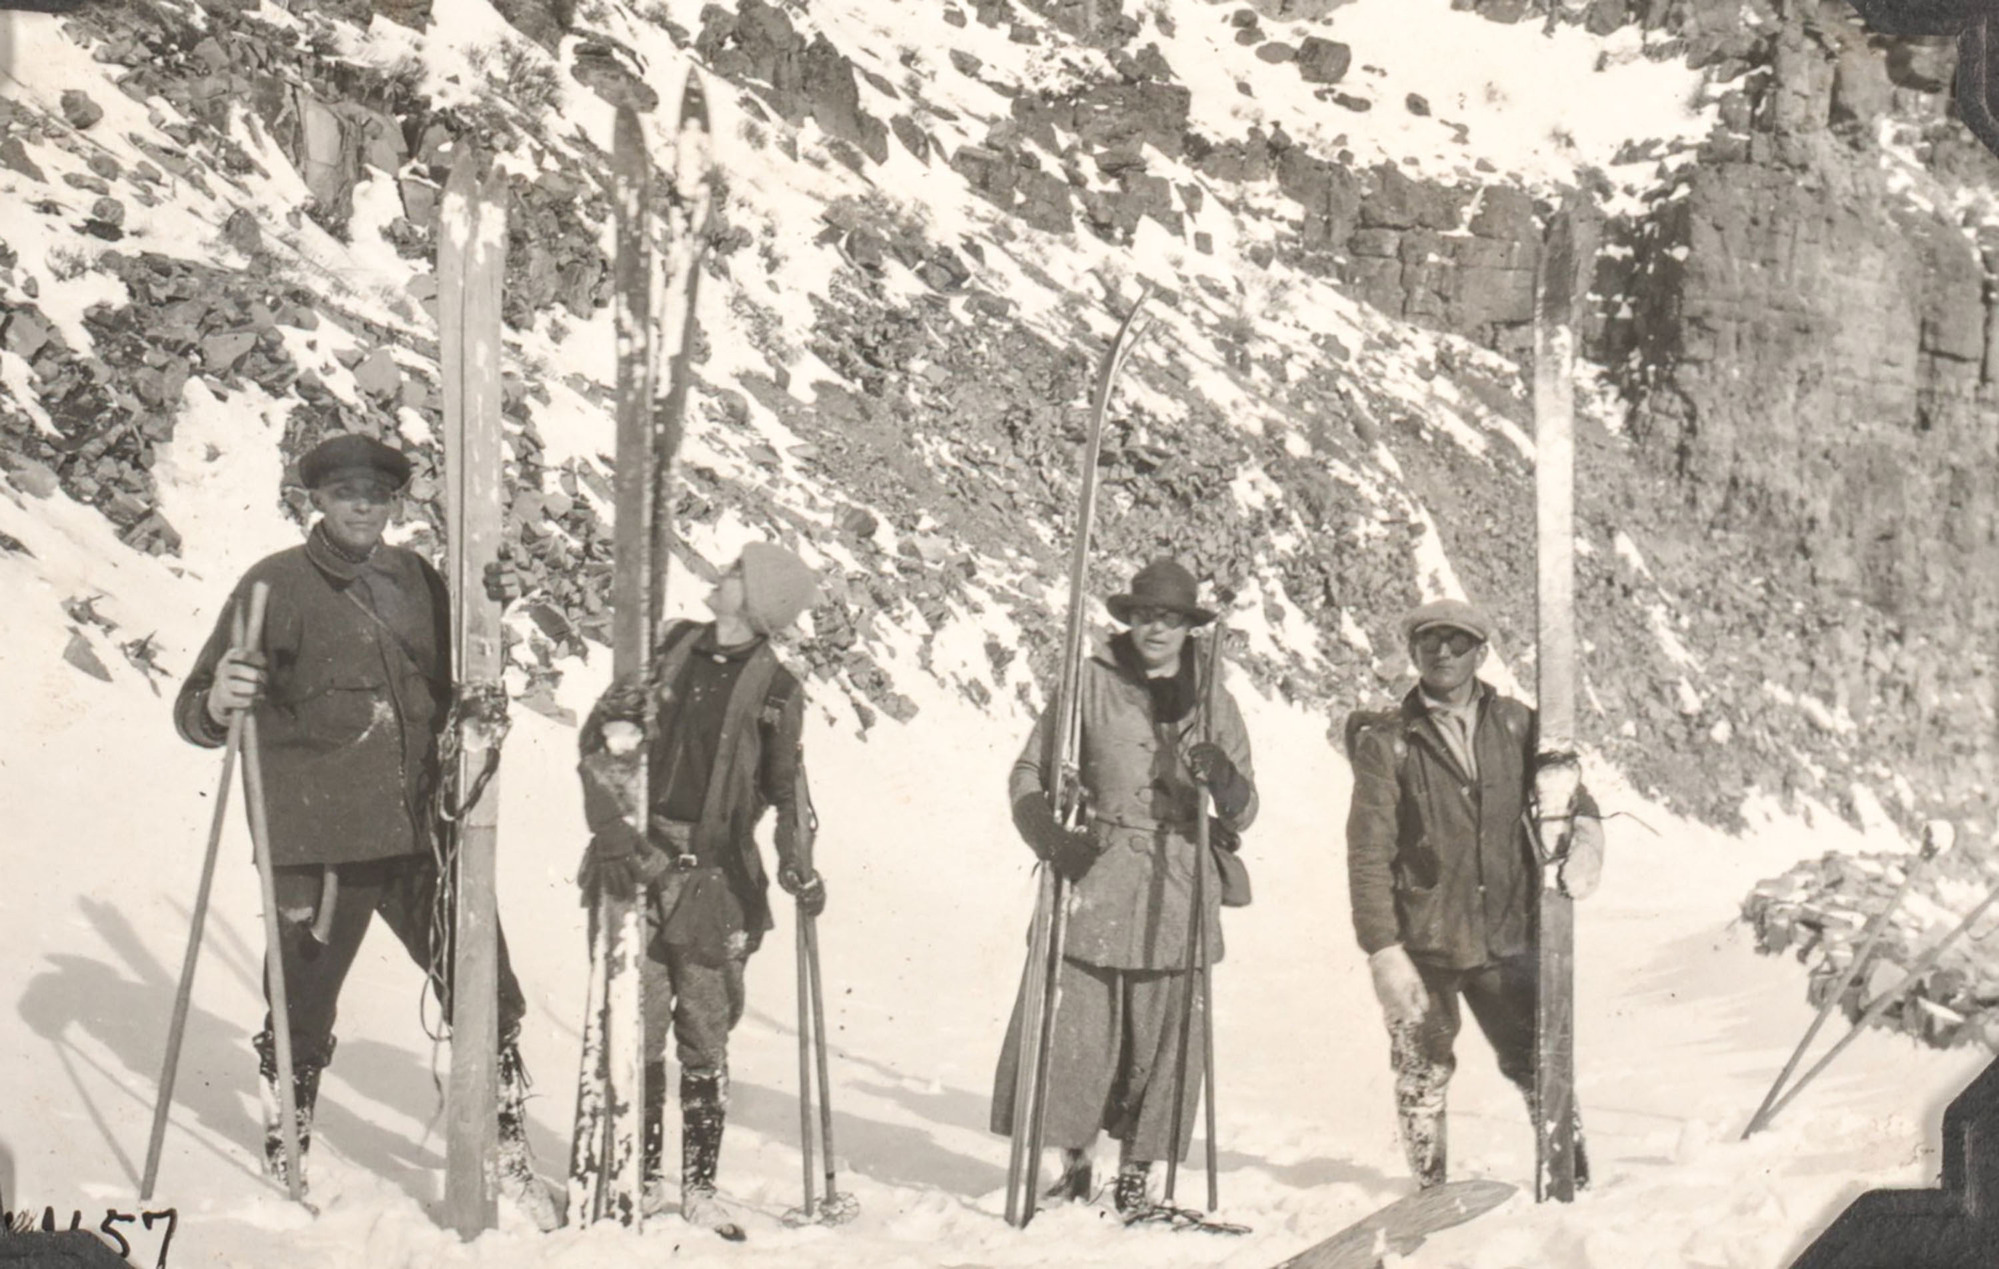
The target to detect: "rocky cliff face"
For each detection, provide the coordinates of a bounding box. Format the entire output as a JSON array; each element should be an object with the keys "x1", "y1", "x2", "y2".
[
  {"x1": 1591, "y1": 0, "x2": 1999, "y2": 834},
  {"x1": 2, "y1": 0, "x2": 1996, "y2": 850}
]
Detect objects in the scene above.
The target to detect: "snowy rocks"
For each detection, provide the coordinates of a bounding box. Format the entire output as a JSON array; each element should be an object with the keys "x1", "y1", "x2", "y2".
[
  {"x1": 58, "y1": 90, "x2": 104, "y2": 131},
  {"x1": 569, "y1": 38, "x2": 658, "y2": 112},
  {"x1": 1744, "y1": 847, "x2": 1999, "y2": 1051},
  {"x1": 697, "y1": 0, "x2": 890, "y2": 165},
  {"x1": 1293, "y1": 36, "x2": 1352, "y2": 84}
]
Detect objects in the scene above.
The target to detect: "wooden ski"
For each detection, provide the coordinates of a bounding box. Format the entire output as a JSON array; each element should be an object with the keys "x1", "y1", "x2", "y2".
[
  {"x1": 567, "y1": 103, "x2": 658, "y2": 1229},
  {"x1": 440, "y1": 144, "x2": 510, "y2": 1238},
  {"x1": 1275, "y1": 1180, "x2": 1517, "y2": 1268},
  {"x1": 1532, "y1": 203, "x2": 1581, "y2": 1205},
  {"x1": 1003, "y1": 282, "x2": 1153, "y2": 1228}
]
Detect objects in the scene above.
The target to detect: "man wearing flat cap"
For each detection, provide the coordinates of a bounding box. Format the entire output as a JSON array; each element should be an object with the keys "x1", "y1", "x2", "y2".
[
  {"x1": 991, "y1": 557, "x2": 1258, "y2": 1219},
  {"x1": 1345, "y1": 597, "x2": 1599, "y2": 1191},
  {"x1": 174, "y1": 432, "x2": 558, "y2": 1224},
  {"x1": 574, "y1": 541, "x2": 826, "y2": 1234}
]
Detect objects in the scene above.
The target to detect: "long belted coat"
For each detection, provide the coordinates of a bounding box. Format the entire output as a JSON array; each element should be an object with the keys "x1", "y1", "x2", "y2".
[{"x1": 1008, "y1": 631, "x2": 1258, "y2": 969}]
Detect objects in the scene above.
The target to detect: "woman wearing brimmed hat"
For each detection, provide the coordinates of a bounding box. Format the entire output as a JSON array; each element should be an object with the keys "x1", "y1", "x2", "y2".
[{"x1": 990, "y1": 558, "x2": 1258, "y2": 1219}]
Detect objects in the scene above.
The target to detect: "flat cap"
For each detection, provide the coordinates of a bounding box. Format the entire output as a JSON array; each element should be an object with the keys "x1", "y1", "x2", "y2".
[
  {"x1": 297, "y1": 433, "x2": 412, "y2": 490},
  {"x1": 1401, "y1": 597, "x2": 1490, "y2": 645}
]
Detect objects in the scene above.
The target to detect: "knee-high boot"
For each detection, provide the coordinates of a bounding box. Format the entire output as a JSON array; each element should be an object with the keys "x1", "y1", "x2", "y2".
[
  {"x1": 496, "y1": 1041, "x2": 565, "y2": 1230},
  {"x1": 255, "y1": 1030, "x2": 331, "y2": 1192},
  {"x1": 679, "y1": 1069, "x2": 744, "y2": 1240}
]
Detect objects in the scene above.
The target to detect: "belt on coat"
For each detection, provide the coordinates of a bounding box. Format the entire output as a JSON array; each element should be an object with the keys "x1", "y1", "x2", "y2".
[
  {"x1": 647, "y1": 815, "x2": 712, "y2": 871},
  {"x1": 1093, "y1": 814, "x2": 1197, "y2": 839}
]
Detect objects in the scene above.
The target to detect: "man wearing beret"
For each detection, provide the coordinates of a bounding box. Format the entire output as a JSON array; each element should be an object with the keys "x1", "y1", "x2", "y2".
[
  {"x1": 1346, "y1": 597, "x2": 1600, "y2": 1191},
  {"x1": 991, "y1": 558, "x2": 1257, "y2": 1220},
  {"x1": 174, "y1": 433, "x2": 558, "y2": 1225},
  {"x1": 574, "y1": 541, "x2": 826, "y2": 1236}
]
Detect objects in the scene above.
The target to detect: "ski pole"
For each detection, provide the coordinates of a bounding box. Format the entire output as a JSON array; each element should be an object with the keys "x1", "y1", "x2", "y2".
[
  {"x1": 1004, "y1": 865, "x2": 1057, "y2": 1227},
  {"x1": 1198, "y1": 910, "x2": 1219, "y2": 1212},
  {"x1": 1166, "y1": 624, "x2": 1227, "y2": 1206},
  {"x1": 1163, "y1": 826, "x2": 1202, "y2": 1204},
  {"x1": 1195, "y1": 625, "x2": 1226, "y2": 1211},
  {"x1": 1743, "y1": 822, "x2": 1951, "y2": 1139},
  {"x1": 141, "y1": 594, "x2": 258, "y2": 1201},
  {"x1": 1761, "y1": 866, "x2": 1999, "y2": 1130},
  {"x1": 234, "y1": 584, "x2": 306, "y2": 1204},
  {"x1": 804, "y1": 914, "x2": 843, "y2": 1214},
  {"x1": 795, "y1": 914, "x2": 816, "y2": 1220}
]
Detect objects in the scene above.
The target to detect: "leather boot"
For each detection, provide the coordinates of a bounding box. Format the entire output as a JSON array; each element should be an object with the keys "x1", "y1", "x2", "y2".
[
  {"x1": 255, "y1": 1030, "x2": 331, "y2": 1193},
  {"x1": 1044, "y1": 1147, "x2": 1091, "y2": 1203},
  {"x1": 1521, "y1": 1089, "x2": 1590, "y2": 1191},
  {"x1": 680, "y1": 1070, "x2": 745, "y2": 1241},
  {"x1": 496, "y1": 1041, "x2": 565, "y2": 1231},
  {"x1": 1398, "y1": 1104, "x2": 1447, "y2": 1189},
  {"x1": 1112, "y1": 1159, "x2": 1153, "y2": 1216}
]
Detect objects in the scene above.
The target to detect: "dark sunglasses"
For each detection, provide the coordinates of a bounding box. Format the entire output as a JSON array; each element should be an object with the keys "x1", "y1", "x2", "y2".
[
  {"x1": 1412, "y1": 628, "x2": 1483, "y2": 657},
  {"x1": 1128, "y1": 606, "x2": 1191, "y2": 629}
]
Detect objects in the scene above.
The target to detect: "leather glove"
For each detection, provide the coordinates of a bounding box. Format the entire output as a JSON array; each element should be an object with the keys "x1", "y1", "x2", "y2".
[
  {"x1": 205, "y1": 648, "x2": 268, "y2": 725},
  {"x1": 1012, "y1": 792, "x2": 1098, "y2": 883},
  {"x1": 1559, "y1": 810, "x2": 1605, "y2": 900},
  {"x1": 1186, "y1": 741, "x2": 1252, "y2": 820},
  {"x1": 780, "y1": 866, "x2": 827, "y2": 918},
  {"x1": 578, "y1": 823, "x2": 643, "y2": 902},
  {"x1": 1369, "y1": 944, "x2": 1430, "y2": 1027}
]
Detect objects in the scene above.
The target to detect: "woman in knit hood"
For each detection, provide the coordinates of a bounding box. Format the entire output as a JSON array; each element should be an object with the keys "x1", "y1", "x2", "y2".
[{"x1": 576, "y1": 540, "x2": 824, "y2": 1237}]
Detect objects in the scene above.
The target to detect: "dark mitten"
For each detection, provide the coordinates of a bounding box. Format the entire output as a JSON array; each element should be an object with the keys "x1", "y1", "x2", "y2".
[
  {"x1": 1011, "y1": 792, "x2": 1098, "y2": 882},
  {"x1": 780, "y1": 866, "x2": 827, "y2": 918},
  {"x1": 578, "y1": 824, "x2": 642, "y2": 902},
  {"x1": 1186, "y1": 742, "x2": 1252, "y2": 820}
]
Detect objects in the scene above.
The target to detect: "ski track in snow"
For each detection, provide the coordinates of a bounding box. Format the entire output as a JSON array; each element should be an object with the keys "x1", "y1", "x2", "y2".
[{"x1": 0, "y1": 2, "x2": 1986, "y2": 1267}]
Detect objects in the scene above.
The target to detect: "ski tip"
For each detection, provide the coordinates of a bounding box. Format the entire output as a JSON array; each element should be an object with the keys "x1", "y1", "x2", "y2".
[{"x1": 678, "y1": 70, "x2": 710, "y2": 132}]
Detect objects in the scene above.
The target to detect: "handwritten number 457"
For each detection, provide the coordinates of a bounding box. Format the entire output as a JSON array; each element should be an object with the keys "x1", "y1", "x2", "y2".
[{"x1": 8, "y1": 1207, "x2": 178, "y2": 1268}]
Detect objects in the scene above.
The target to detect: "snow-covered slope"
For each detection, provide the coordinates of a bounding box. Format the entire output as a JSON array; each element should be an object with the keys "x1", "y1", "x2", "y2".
[
  {"x1": 3, "y1": 0, "x2": 1994, "y2": 1265},
  {"x1": 2, "y1": 439, "x2": 1987, "y2": 1267}
]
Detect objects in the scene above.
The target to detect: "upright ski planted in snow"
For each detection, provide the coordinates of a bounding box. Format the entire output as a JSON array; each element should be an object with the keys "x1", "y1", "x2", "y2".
[
  {"x1": 567, "y1": 73, "x2": 717, "y2": 1231},
  {"x1": 439, "y1": 144, "x2": 512, "y2": 1239},
  {"x1": 1003, "y1": 282, "x2": 1153, "y2": 1229},
  {"x1": 568, "y1": 103, "x2": 659, "y2": 1229},
  {"x1": 1531, "y1": 204, "x2": 1581, "y2": 1205}
]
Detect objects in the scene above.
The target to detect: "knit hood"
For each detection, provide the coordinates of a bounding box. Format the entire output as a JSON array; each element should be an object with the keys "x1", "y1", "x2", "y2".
[{"x1": 738, "y1": 542, "x2": 821, "y2": 635}]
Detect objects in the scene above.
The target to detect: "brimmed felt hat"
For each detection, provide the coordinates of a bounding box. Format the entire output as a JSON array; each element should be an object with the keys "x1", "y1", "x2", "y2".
[
  {"x1": 298, "y1": 433, "x2": 413, "y2": 490},
  {"x1": 1401, "y1": 597, "x2": 1491, "y2": 645},
  {"x1": 1106, "y1": 558, "x2": 1217, "y2": 627}
]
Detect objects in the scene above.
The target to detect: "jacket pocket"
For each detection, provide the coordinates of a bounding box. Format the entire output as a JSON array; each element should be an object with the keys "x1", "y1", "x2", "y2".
[
  {"x1": 289, "y1": 679, "x2": 393, "y2": 753},
  {"x1": 1392, "y1": 841, "x2": 1446, "y2": 951}
]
